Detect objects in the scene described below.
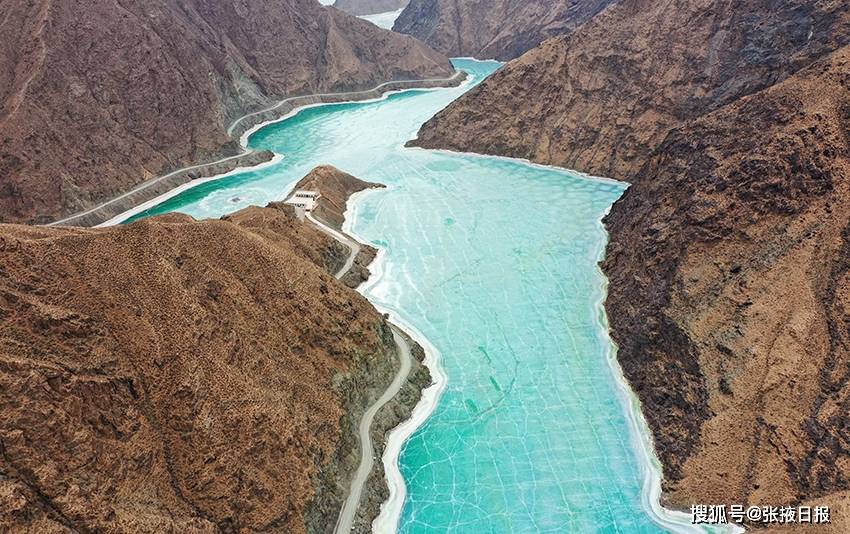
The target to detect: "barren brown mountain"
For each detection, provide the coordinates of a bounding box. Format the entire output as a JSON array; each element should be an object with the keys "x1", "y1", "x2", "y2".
[
  {"x1": 0, "y1": 0, "x2": 454, "y2": 224},
  {"x1": 0, "y1": 167, "x2": 422, "y2": 533},
  {"x1": 334, "y1": 0, "x2": 408, "y2": 16},
  {"x1": 394, "y1": 0, "x2": 616, "y2": 60},
  {"x1": 603, "y1": 46, "x2": 850, "y2": 527},
  {"x1": 412, "y1": 0, "x2": 850, "y2": 178}
]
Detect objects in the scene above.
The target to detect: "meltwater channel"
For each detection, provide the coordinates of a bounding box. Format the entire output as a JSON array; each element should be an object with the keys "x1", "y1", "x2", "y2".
[{"x1": 127, "y1": 60, "x2": 708, "y2": 533}]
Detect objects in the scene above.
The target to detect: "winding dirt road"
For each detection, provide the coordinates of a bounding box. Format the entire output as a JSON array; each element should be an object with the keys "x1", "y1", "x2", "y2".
[
  {"x1": 335, "y1": 327, "x2": 412, "y2": 534},
  {"x1": 305, "y1": 210, "x2": 414, "y2": 534},
  {"x1": 305, "y1": 212, "x2": 361, "y2": 279}
]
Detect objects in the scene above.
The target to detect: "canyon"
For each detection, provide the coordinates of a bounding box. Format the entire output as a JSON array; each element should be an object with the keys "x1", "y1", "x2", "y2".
[
  {"x1": 394, "y1": 0, "x2": 616, "y2": 60},
  {"x1": 0, "y1": 0, "x2": 454, "y2": 225},
  {"x1": 411, "y1": 0, "x2": 850, "y2": 527},
  {"x1": 3, "y1": 0, "x2": 848, "y2": 529}
]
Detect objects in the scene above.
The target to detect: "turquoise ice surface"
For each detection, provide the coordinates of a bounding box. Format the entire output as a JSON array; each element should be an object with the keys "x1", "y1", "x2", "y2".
[{"x1": 129, "y1": 59, "x2": 671, "y2": 533}]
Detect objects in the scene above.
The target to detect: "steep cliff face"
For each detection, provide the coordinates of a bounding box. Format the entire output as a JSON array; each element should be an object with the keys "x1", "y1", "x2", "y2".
[
  {"x1": 412, "y1": 0, "x2": 850, "y2": 179},
  {"x1": 334, "y1": 0, "x2": 408, "y2": 16},
  {"x1": 0, "y1": 0, "x2": 454, "y2": 224},
  {"x1": 603, "y1": 46, "x2": 850, "y2": 524},
  {"x1": 0, "y1": 195, "x2": 400, "y2": 532},
  {"x1": 394, "y1": 0, "x2": 615, "y2": 60}
]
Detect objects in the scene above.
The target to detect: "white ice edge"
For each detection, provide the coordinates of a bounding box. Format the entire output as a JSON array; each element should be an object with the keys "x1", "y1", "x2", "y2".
[
  {"x1": 95, "y1": 71, "x2": 472, "y2": 228},
  {"x1": 99, "y1": 75, "x2": 465, "y2": 229},
  {"x1": 60, "y1": 71, "x2": 464, "y2": 228},
  {"x1": 593, "y1": 207, "x2": 744, "y2": 534},
  {"x1": 93, "y1": 154, "x2": 285, "y2": 227},
  {"x1": 402, "y1": 144, "x2": 627, "y2": 188},
  {"x1": 231, "y1": 70, "x2": 466, "y2": 140},
  {"x1": 450, "y1": 56, "x2": 503, "y2": 63},
  {"x1": 237, "y1": 73, "x2": 473, "y2": 148},
  {"x1": 392, "y1": 137, "x2": 741, "y2": 531},
  {"x1": 341, "y1": 189, "x2": 448, "y2": 534}
]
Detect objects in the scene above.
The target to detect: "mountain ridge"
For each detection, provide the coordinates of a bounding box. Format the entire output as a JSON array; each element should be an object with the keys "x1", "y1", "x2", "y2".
[
  {"x1": 394, "y1": 0, "x2": 616, "y2": 60},
  {"x1": 0, "y1": 0, "x2": 454, "y2": 224}
]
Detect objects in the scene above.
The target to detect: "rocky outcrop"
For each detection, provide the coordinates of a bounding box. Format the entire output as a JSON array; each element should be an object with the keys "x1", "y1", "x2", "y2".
[
  {"x1": 394, "y1": 0, "x2": 616, "y2": 60},
  {"x1": 0, "y1": 189, "x2": 405, "y2": 532},
  {"x1": 411, "y1": 0, "x2": 850, "y2": 179},
  {"x1": 334, "y1": 0, "x2": 408, "y2": 16},
  {"x1": 0, "y1": 0, "x2": 455, "y2": 224},
  {"x1": 604, "y1": 46, "x2": 850, "y2": 529},
  {"x1": 290, "y1": 165, "x2": 385, "y2": 288}
]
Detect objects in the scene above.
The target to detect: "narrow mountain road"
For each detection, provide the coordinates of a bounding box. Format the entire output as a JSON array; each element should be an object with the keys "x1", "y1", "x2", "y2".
[
  {"x1": 305, "y1": 212, "x2": 361, "y2": 279},
  {"x1": 50, "y1": 71, "x2": 464, "y2": 228},
  {"x1": 226, "y1": 71, "x2": 466, "y2": 137},
  {"x1": 304, "y1": 210, "x2": 414, "y2": 534},
  {"x1": 335, "y1": 326, "x2": 412, "y2": 534}
]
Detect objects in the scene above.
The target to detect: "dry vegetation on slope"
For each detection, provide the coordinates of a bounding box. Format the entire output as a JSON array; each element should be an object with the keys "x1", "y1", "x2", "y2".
[
  {"x1": 0, "y1": 172, "x2": 399, "y2": 533},
  {"x1": 412, "y1": 0, "x2": 850, "y2": 179},
  {"x1": 605, "y1": 46, "x2": 850, "y2": 526},
  {"x1": 0, "y1": 0, "x2": 453, "y2": 224}
]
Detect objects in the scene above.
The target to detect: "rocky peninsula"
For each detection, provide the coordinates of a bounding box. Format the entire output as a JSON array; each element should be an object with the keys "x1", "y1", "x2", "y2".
[{"x1": 0, "y1": 166, "x2": 431, "y2": 533}]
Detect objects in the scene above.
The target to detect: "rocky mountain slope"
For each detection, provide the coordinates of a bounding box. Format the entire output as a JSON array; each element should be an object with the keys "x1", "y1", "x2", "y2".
[
  {"x1": 394, "y1": 0, "x2": 616, "y2": 60},
  {"x1": 409, "y1": 0, "x2": 850, "y2": 523},
  {"x1": 334, "y1": 0, "x2": 408, "y2": 16},
  {"x1": 0, "y1": 0, "x2": 454, "y2": 225},
  {"x1": 603, "y1": 46, "x2": 850, "y2": 524},
  {"x1": 412, "y1": 0, "x2": 850, "y2": 178},
  {"x1": 0, "y1": 168, "x2": 417, "y2": 533}
]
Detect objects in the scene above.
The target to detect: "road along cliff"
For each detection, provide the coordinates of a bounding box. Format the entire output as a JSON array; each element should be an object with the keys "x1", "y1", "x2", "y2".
[
  {"x1": 0, "y1": 166, "x2": 431, "y2": 534},
  {"x1": 0, "y1": 0, "x2": 455, "y2": 225}
]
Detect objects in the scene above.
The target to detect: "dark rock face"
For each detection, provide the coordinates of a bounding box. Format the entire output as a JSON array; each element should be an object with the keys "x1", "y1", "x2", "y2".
[
  {"x1": 0, "y1": 193, "x2": 399, "y2": 533},
  {"x1": 604, "y1": 47, "x2": 850, "y2": 522},
  {"x1": 412, "y1": 0, "x2": 850, "y2": 179},
  {"x1": 333, "y1": 0, "x2": 408, "y2": 16},
  {"x1": 605, "y1": 43, "x2": 850, "y2": 496},
  {"x1": 394, "y1": 0, "x2": 616, "y2": 60},
  {"x1": 0, "y1": 0, "x2": 454, "y2": 224}
]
